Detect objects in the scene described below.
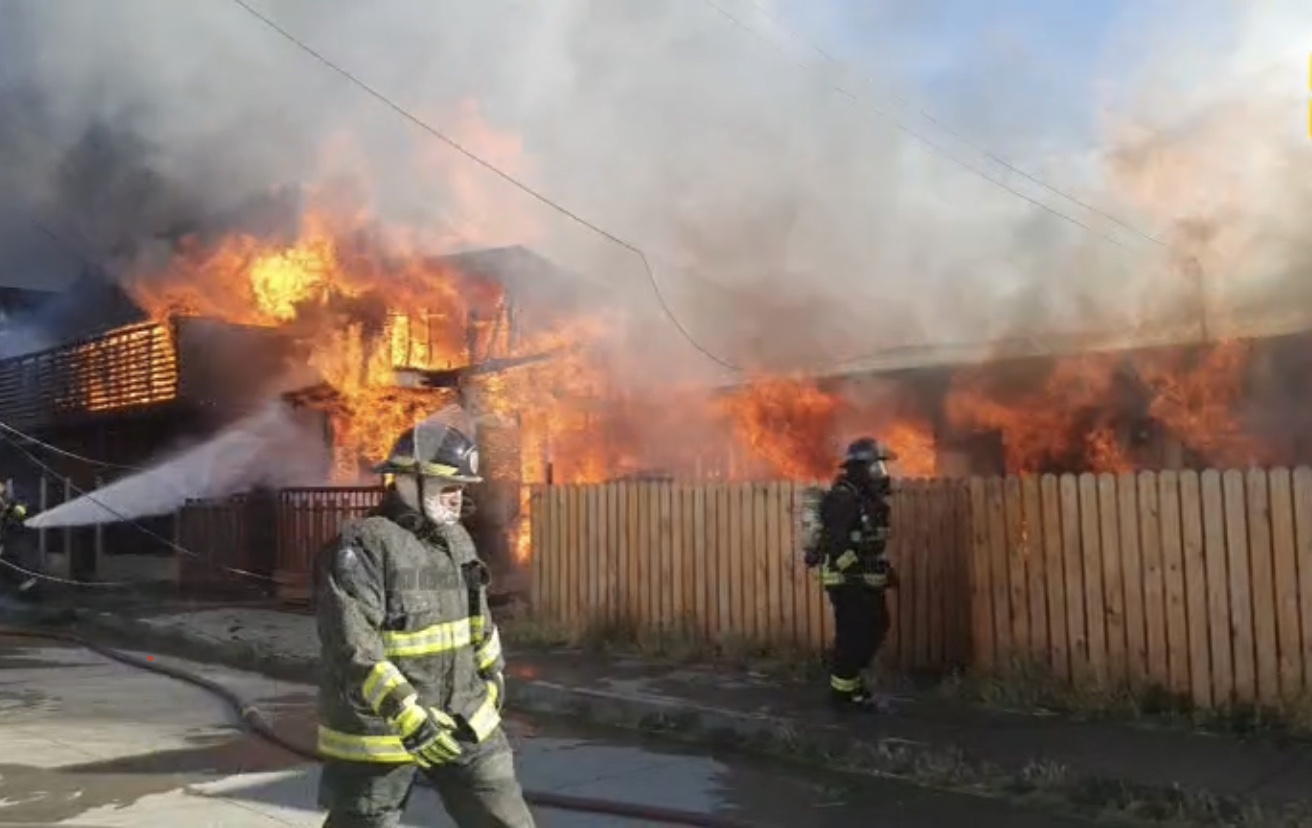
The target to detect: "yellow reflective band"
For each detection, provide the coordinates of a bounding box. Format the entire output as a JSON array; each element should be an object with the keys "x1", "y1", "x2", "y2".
[
  {"x1": 819, "y1": 566, "x2": 844, "y2": 586},
  {"x1": 387, "y1": 457, "x2": 459, "y2": 476},
  {"x1": 381, "y1": 618, "x2": 476, "y2": 658},
  {"x1": 835, "y1": 550, "x2": 859, "y2": 571},
  {"x1": 830, "y1": 675, "x2": 861, "y2": 692},
  {"x1": 389, "y1": 699, "x2": 427, "y2": 737},
  {"x1": 418, "y1": 462, "x2": 460, "y2": 477},
  {"x1": 317, "y1": 726, "x2": 412, "y2": 764},
  {"x1": 362, "y1": 661, "x2": 409, "y2": 713},
  {"x1": 476, "y1": 626, "x2": 502, "y2": 671},
  {"x1": 466, "y1": 679, "x2": 502, "y2": 742}
]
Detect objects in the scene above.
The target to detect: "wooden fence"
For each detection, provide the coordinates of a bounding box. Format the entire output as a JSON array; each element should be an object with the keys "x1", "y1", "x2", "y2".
[
  {"x1": 527, "y1": 480, "x2": 974, "y2": 675},
  {"x1": 527, "y1": 468, "x2": 1312, "y2": 708}
]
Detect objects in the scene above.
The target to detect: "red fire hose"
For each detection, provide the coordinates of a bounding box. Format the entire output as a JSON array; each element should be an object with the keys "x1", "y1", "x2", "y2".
[{"x1": 0, "y1": 626, "x2": 752, "y2": 827}]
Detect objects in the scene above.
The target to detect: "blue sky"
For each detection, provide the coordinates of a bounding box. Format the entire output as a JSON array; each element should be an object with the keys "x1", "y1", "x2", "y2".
[{"x1": 773, "y1": 0, "x2": 1167, "y2": 156}]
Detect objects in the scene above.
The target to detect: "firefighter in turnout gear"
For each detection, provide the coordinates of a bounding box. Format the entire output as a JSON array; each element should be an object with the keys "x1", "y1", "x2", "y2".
[
  {"x1": 315, "y1": 409, "x2": 535, "y2": 828},
  {"x1": 818, "y1": 437, "x2": 898, "y2": 710},
  {"x1": 0, "y1": 481, "x2": 38, "y2": 595}
]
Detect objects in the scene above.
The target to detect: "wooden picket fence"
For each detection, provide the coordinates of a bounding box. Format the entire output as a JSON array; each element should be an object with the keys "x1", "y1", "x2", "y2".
[
  {"x1": 527, "y1": 468, "x2": 1312, "y2": 708},
  {"x1": 527, "y1": 480, "x2": 974, "y2": 675}
]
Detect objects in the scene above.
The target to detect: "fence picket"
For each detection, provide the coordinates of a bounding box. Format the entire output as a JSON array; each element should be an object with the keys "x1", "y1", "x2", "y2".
[
  {"x1": 1004, "y1": 476, "x2": 1030, "y2": 663},
  {"x1": 1268, "y1": 468, "x2": 1303, "y2": 700},
  {"x1": 1293, "y1": 468, "x2": 1312, "y2": 697},
  {"x1": 1078, "y1": 473, "x2": 1107, "y2": 684},
  {"x1": 1246, "y1": 468, "x2": 1280, "y2": 706},
  {"x1": 1021, "y1": 476, "x2": 1047, "y2": 666},
  {"x1": 1139, "y1": 471, "x2": 1168, "y2": 690},
  {"x1": 1178, "y1": 471, "x2": 1212, "y2": 707},
  {"x1": 969, "y1": 479, "x2": 995, "y2": 671},
  {"x1": 1060, "y1": 474, "x2": 1088, "y2": 679},
  {"x1": 1159, "y1": 471, "x2": 1191, "y2": 696},
  {"x1": 1223, "y1": 469, "x2": 1257, "y2": 703},
  {"x1": 1201, "y1": 470, "x2": 1233, "y2": 705},
  {"x1": 1117, "y1": 474, "x2": 1147, "y2": 689},
  {"x1": 1041, "y1": 475, "x2": 1069, "y2": 680},
  {"x1": 1098, "y1": 473, "x2": 1126, "y2": 686}
]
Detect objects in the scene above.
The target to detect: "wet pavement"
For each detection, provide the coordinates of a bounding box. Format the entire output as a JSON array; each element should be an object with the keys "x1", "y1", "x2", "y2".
[{"x1": 0, "y1": 633, "x2": 1097, "y2": 826}]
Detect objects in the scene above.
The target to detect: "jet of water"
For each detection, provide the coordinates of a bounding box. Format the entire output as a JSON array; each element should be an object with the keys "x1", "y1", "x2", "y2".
[{"x1": 24, "y1": 400, "x2": 330, "y2": 529}]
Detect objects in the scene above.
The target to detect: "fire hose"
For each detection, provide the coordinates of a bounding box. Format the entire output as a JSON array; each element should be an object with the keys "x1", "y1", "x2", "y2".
[{"x1": 0, "y1": 626, "x2": 752, "y2": 828}]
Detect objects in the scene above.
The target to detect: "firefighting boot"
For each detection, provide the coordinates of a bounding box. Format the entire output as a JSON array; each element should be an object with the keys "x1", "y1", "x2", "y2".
[{"x1": 829, "y1": 674, "x2": 880, "y2": 713}]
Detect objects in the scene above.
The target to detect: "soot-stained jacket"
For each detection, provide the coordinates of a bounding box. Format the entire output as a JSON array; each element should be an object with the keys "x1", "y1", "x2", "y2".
[{"x1": 315, "y1": 494, "x2": 505, "y2": 764}]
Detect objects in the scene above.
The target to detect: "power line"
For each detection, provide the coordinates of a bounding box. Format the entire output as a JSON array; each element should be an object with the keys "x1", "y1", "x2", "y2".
[
  {"x1": 0, "y1": 423, "x2": 280, "y2": 585},
  {"x1": 223, "y1": 1, "x2": 1165, "y2": 378},
  {"x1": 700, "y1": 0, "x2": 1166, "y2": 252},
  {"x1": 0, "y1": 554, "x2": 134, "y2": 589},
  {"x1": 0, "y1": 420, "x2": 144, "y2": 472},
  {"x1": 226, "y1": 0, "x2": 743, "y2": 372}
]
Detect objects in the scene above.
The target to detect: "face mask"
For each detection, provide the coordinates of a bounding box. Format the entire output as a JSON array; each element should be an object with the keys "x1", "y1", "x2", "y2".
[
  {"x1": 870, "y1": 460, "x2": 888, "y2": 478},
  {"x1": 395, "y1": 476, "x2": 463, "y2": 525}
]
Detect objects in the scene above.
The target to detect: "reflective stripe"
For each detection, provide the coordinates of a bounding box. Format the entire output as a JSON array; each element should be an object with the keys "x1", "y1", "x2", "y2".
[
  {"x1": 830, "y1": 675, "x2": 861, "y2": 692},
  {"x1": 476, "y1": 626, "x2": 502, "y2": 671},
  {"x1": 819, "y1": 566, "x2": 844, "y2": 587},
  {"x1": 362, "y1": 661, "x2": 410, "y2": 713},
  {"x1": 466, "y1": 679, "x2": 502, "y2": 741},
  {"x1": 317, "y1": 725, "x2": 412, "y2": 763},
  {"x1": 834, "y1": 550, "x2": 859, "y2": 571},
  {"x1": 390, "y1": 699, "x2": 427, "y2": 736},
  {"x1": 382, "y1": 618, "x2": 476, "y2": 658}
]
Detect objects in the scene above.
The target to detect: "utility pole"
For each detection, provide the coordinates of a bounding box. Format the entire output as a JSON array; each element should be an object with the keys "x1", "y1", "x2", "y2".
[{"x1": 1177, "y1": 219, "x2": 1212, "y2": 343}]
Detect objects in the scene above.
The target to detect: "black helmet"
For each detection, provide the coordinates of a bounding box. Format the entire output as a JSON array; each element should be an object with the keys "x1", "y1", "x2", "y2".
[
  {"x1": 373, "y1": 412, "x2": 483, "y2": 483},
  {"x1": 842, "y1": 437, "x2": 896, "y2": 467}
]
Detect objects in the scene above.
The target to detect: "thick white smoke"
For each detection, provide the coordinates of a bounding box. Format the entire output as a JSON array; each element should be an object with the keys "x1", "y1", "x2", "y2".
[
  {"x1": 0, "y1": 0, "x2": 1307, "y2": 380},
  {"x1": 24, "y1": 401, "x2": 330, "y2": 528}
]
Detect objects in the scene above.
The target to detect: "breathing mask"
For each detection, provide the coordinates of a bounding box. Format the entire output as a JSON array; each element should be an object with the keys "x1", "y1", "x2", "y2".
[{"x1": 394, "y1": 475, "x2": 465, "y2": 526}]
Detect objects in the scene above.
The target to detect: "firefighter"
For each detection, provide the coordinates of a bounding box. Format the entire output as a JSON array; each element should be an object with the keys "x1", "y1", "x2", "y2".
[
  {"x1": 818, "y1": 437, "x2": 898, "y2": 711},
  {"x1": 315, "y1": 412, "x2": 535, "y2": 828},
  {"x1": 0, "y1": 481, "x2": 37, "y2": 595}
]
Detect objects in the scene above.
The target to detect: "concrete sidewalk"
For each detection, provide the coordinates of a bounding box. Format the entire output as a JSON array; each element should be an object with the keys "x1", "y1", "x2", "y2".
[{"x1": 60, "y1": 604, "x2": 1312, "y2": 826}]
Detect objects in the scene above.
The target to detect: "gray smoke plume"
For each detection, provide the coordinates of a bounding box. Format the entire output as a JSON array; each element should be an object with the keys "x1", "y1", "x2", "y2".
[
  {"x1": 0, "y1": 0, "x2": 1307, "y2": 383},
  {"x1": 24, "y1": 400, "x2": 330, "y2": 528}
]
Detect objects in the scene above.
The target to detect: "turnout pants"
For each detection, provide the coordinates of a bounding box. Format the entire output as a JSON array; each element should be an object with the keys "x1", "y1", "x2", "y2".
[
  {"x1": 827, "y1": 584, "x2": 890, "y2": 696},
  {"x1": 319, "y1": 729, "x2": 536, "y2": 828}
]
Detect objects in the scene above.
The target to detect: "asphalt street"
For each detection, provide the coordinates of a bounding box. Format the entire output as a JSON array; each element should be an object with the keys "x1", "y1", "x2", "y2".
[{"x1": 0, "y1": 633, "x2": 1093, "y2": 826}]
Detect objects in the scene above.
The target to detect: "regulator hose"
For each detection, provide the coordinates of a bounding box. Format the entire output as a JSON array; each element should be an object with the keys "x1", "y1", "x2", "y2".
[{"x1": 0, "y1": 626, "x2": 751, "y2": 828}]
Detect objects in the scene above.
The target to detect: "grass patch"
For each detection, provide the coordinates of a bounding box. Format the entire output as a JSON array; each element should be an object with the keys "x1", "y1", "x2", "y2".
[
  {"x1": 499, "y1": 612, "x2": 827, "y2": 682},
  {"x1": 505, "y1": 611, "x2": 1312, "y2": 742},
  {"x1": 935, "y1": 656, "x2": 1312, "y2": 742}
]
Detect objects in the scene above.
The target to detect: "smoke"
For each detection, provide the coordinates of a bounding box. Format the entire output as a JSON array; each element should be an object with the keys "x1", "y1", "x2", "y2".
[
  {"x1": 24, "y1": 400, "x2": 330, "y2": 529},
  {"x1": 0, "y1": 0, "x2": 1308, "y2": 383}
]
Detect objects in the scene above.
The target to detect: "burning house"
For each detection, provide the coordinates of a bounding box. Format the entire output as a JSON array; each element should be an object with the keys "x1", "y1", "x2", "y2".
[{"x1": 0, "y1": 223, "x2": 603, "y2": 593}]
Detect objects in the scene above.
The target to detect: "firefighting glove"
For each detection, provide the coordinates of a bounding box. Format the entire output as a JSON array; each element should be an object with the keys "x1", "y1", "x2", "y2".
[{"x1": 389, "y1": 697, "x2": 462, "y2": 767}]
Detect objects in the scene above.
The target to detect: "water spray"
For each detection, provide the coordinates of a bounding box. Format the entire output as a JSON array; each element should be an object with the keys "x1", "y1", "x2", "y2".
[{"x1": 24, "y1": 400, "x2": 329, "y2": 530}]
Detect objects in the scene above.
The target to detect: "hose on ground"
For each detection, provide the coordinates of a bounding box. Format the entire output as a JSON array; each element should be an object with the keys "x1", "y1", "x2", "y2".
[{"x1": 0, "y1": 625, "x2": 751, "y2": 828}]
